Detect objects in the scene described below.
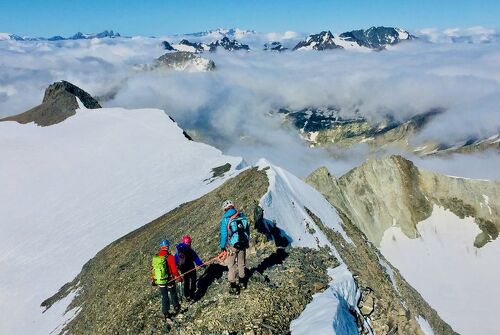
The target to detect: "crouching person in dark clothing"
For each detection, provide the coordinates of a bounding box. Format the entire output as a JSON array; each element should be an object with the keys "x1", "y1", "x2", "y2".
[
  {"x1": 151, "y1": 239, "x2": 182, "y2": 323},
  {"x1": 175, "y1": 235, "x2": 203, "y2": 302}
]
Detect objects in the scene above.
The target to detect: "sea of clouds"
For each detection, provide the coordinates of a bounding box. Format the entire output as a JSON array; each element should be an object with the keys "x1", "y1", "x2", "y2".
[{"x1": 1, "y1": 28, "x2": 499, "y2": 178}]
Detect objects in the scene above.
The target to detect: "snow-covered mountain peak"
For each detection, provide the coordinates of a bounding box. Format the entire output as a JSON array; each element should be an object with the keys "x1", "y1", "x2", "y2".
[
  {"x1": 208, "y1": 36, "x2": 250, "y2": 51},
  {"x1": 186, "y1": 28, "x2": 257, "y2": 40},
  {"x1": 293, "y1": 30, "x2": 342, "y2": 51},
  {"x1": 154, "y1": 51, "x2": 216, "y2": 72}
]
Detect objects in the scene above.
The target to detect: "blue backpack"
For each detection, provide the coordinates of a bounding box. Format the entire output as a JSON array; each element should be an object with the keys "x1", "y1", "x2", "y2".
[{"x1": 227, "y1": 211, "x2": 250, "y2": 250}]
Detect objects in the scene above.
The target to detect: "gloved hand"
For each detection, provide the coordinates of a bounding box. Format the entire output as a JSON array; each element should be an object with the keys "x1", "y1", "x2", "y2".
[
  {"x1": 151, "y1": 280, "x2": 157, "y2": 287},
  {"x1": 176, "y1": 276, "x2": 183, "y2": 283},
  {"x1": 218, "y1": 249, "x2": 228, "y2": 262}
]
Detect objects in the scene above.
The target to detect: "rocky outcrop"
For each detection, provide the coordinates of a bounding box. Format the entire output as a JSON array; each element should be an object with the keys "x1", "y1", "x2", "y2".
[
  {"x1": 293, "y1": 31, "x2": 343, "y2": 51},
  {"x1": 161, "y1": 40, "x2": 175, "y2": 51},
  {"x1": 154, "y1": 51, "x2": 216, "y2": 72},
  {"x1": 172, "y1": 39, "x2": 210, "y2": 53},
  {"x1": 264, "y1": 41, "x2": 288, "y2": 52},
  {"x1": 306, "y1": 208, "x2": 458, "y2": 335},
  {"x1": 280, "y1": 107, "x2": 442, "y2": 150},
  {"x1": 0, "y1": 80, "x2": 101, "y2": 126},
  {"x1": 306, "y1": 155, "x2": 500, "y2": 247},
  {"x1": 208, "y1": 36, "x2": 250, "y2": 51}
]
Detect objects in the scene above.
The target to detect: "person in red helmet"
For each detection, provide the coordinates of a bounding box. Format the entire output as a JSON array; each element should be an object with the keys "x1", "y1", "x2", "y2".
[{"x1": 175, "y1": 235, "x2": 203, "y2": 302}]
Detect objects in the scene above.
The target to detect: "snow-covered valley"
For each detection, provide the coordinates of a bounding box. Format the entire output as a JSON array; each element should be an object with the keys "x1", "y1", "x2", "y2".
[{"x1": 381, "y1": 206, "x2": 500, "y2": 335}]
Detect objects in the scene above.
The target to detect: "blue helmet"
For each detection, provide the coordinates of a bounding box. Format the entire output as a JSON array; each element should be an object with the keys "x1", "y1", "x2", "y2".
[{"x1": 160, "y1": 239, "x2": 170, "y2": 247}]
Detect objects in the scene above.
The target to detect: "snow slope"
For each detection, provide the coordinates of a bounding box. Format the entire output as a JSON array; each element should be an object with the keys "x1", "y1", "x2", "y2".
[
  {"x1": 290, "y1": 265, "x2": 359, "y2": 335},
  {"x1": 256, "y1": 160, "x2": 359, "y2": 334},
  {"x1": 380, "y1": 205, "x2": 500, "y2": 335},
  {"x1": 0, "y1": 107, "x2": 242, "y2": 334}
]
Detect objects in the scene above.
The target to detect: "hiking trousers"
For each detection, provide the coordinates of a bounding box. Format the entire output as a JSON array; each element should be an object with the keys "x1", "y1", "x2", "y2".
[
  {"x1": 182, "y1": 270, "x2": 197, "y2": 300},
  {"x1": 159, "y1": 285, "x2": 179, "y2": 315},
  {"x1": 227, "y1": 247, "x2": 246, "y2": 283}
]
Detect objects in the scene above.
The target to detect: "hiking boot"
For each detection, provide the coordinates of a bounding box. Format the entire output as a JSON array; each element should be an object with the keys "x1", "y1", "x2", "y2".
[
  {"x1": 163, "y1": 313, "x2": 174, "y2": 325},
  {"x1": 229, "y1": 282, "x2": 240, "y2": 295},
  {"x1": 238, "y1": 277, "x2": 247, "y2": 290},
  {"x1": 172, "y1": 305, "x2": 181, "y2": 315}
]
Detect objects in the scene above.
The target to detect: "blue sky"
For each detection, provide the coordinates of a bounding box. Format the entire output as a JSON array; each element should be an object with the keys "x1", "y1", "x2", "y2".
[{"x1": 1, "y1": 0, "x2": 499, "y2": 36}]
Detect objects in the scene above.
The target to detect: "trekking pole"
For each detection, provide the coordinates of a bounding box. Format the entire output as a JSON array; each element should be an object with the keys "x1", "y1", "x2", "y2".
[{"x1": 166, "y1": 255, "x2": 220, "y2": 285}]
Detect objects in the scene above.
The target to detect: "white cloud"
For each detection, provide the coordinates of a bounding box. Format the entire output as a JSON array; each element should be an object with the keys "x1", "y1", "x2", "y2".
[
  {"x1": 418, "y1": 26, "x2": 499, "y2": 44},
  {"x1": 0, "y1": 32, "x2": 499, "y2": 178}
]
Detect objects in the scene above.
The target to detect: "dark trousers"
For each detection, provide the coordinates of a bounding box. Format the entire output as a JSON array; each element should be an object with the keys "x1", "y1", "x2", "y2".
[
  {"x1": 182, "y1": 270, "x2": 197, "y2": 300},
  {"x1": 159, "y1": 285, "x2": 179, "y2": 315}
]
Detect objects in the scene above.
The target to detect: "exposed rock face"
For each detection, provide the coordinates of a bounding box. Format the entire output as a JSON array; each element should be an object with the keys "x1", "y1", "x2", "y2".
[
  {"x1": 293, "y1": 31, "x2": 343, "y2": 51},
  {"x1": 307, "y1": 208, "x2": 458, "y2": 335},
  {"x1": 44, "y1": 168, "x2": 336, "y2": 334},
  {"x1": 280, "y1": 107, "x2": 442, "y2": 150},
  {"x1": 172, "y1": 39, "x2": 210, "y2": 53},
  {"x1": 208, "y1": 36, "x2": 250, "y2": 51},
  {"x1": 280, "y1": 107, "x2": 495, "y2": 155},
  {"x1": 306, "y1": 155, "x2": 500, "y2": 248},
  {"x1": 161, "y1": 40, "x2": 175, "y2": 51},
  {"x1": 154, "y1": 51, "x2": 216, "y2": 72},
  {"x1": 264, "y1": 41, "x2": 288, "y2": 52},
  {"x1": 0, "y1": 80, "x2": 101, "y2": 126},
  {"x1": 339, "y1": 26, "x2": 415, "y2": 49}
]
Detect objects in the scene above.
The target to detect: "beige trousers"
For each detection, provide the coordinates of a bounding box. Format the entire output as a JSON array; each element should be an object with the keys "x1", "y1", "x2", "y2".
[{"x1": 226, "y1": 247, "x2": 246, "y2": 283}]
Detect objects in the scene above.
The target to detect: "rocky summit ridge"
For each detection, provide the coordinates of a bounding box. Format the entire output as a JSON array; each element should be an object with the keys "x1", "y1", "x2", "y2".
[
  {"x1": 0, "y1": 80, "x2": 101, "y2": 126},
  {"x1": 43, "y1": 163, "x2": 457, "y2": 335}
]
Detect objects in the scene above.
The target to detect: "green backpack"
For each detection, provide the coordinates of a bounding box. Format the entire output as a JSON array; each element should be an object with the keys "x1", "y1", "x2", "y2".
[{"x1": 152, "y1": 255, "x2": 169, "y2": 285}]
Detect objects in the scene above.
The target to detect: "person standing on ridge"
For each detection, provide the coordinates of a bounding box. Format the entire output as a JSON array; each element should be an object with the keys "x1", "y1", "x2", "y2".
[
  {"x1": 151, "y1": 239, "x2": 183, "y2": 323},
  {"x1": 175, "y1": 235, "x2": 203, "y2": 302},
  {"x1": 218, "y1": 200, "x2": 250, "y2": 295}
]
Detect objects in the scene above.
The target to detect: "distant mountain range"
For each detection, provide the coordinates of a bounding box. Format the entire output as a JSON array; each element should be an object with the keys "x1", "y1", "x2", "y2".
[
  {"x1": 183, "y1": 28, "x2": 257, "y2": 39},
  {"x1": 168, "y1": 36, "x2": 250, "y2": 53},
  {"x1": 2, "y1": 26, "x2": 497, "y2": 47},
  {"x1": 0, "y1": 30, "x2": 121, "y2": 41},
  {"x1": 161, "y1": 26, "x2": 416, "y2": 53}
]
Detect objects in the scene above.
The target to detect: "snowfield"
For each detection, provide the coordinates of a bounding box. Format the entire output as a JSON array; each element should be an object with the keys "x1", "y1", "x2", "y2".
[
  {"x1": 256, "y1": 160, "x2": 360, "y2": 334},
  {"x1": 0, "y1": 107, "x2": 242, "y2": 334},
  {"x1": 380, "y1": 205, "x2": 500, "y2": 335}
]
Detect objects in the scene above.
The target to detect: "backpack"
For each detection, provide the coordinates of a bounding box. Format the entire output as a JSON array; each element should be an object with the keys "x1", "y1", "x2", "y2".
[
  {"x1": 177, "y1": 245, "x2": 193, "y2": 270},
  {"x1": 152, "y1": 255, "x2": 169, "y2": 285},
  {"x1": 227, "y1": 212, "x2": 250, "y2": 250}
]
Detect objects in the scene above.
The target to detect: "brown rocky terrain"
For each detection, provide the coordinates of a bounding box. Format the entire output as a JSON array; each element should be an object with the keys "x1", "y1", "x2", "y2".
[{"x1": 1, "y1": 81, "x2": 101, "y2": 126}]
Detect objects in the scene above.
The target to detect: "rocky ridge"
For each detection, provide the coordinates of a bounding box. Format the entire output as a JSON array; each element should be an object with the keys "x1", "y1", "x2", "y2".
[
  {"x1": 306, "y1": 208, "x2": 457, "y2": 335},
  {"x1": 43, "y1": 168, "x2": 336, "y2": 334},
  {"x1": 42, "y1": 163, "x2": 459, "y2": 335},
  {"x1": 263, "y1": 41, "x2": 288, "y2": 52},
  {"x1": 306, "y1": 155, "x2": 500, "y2": 248},
  {"x1": 154, "y1": 52, "x2": 216, "y2": 72},
  {"x1": 0, "y1": 80, "x2": 101, "y2": 126}
]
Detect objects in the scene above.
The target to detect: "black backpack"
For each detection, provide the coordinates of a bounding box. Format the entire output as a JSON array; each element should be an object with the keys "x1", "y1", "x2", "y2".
[{"x1": 177, "y1": 245, "x2": 193, "y2": 271}]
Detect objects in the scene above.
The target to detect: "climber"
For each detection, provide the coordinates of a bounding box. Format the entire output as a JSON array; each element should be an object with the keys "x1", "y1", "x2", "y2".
[
  {"x1": 175, "y1": 235, "x2": 204, "y2": 302},
  {"x1": 151, "y1": 239, "x2": 183, "y2": 323},
  {"x1": 218, "y1": 200, "x2": 250, "y2": 295}
]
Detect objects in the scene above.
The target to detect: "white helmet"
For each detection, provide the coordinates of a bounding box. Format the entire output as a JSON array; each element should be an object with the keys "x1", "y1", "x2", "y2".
[{"x1": 222, "y1": 200, "x2": 234, "y2": 210}]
